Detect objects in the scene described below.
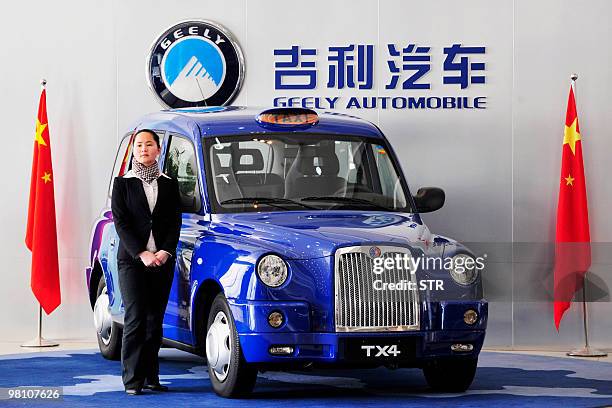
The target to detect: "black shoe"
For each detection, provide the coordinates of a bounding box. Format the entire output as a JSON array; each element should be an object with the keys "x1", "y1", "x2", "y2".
[
  {"x1": 125, "y1": 388, "x2": 142, "y2": 395},
  {"x1": 143, "y1": 383, "x2": 169, "y2": 392}
]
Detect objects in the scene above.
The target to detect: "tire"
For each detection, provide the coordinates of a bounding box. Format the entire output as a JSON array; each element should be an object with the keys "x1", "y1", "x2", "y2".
[
  {"x1": 205, "y1": 293, "x2": 257, "y2": 398},
  {"x1": 423, "y1": 358, "x2": 478, "y2": 392},
  {"x1": 93, "y1": 278, "x2": 122, "y2": 360}
]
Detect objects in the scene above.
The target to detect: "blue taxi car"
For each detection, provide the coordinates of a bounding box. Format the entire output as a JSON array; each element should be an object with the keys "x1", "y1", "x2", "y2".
[{"x1": 86, "y1": 107, "x2": 487, "y2": 397}]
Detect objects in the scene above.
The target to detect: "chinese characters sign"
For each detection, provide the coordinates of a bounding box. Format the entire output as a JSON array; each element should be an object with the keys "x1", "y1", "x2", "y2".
[{"x1": 273, "y1": 43, "x2": 486, "y2": 110}]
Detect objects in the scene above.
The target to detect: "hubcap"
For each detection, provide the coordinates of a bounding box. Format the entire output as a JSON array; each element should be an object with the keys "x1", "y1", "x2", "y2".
[
  {"x1": 93, "y1": 287, "x2": 113, "y2": 346},
  {"x1": 206, "y1": 311, "x2": 232, "y2": 382}
]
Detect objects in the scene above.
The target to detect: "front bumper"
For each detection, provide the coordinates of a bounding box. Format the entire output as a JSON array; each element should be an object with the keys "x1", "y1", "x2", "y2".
[{"x1": 229, "y1": 299, "x2": 487, "y2": 365}]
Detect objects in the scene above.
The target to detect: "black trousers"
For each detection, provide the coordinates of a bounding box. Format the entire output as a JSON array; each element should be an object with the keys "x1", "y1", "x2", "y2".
[{"x1": 118, "y1": 258, "x2": 174, "y2": 389}]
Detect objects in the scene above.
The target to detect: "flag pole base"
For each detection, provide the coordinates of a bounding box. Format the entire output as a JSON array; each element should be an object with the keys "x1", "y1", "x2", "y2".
[
  {"x1": 21, "y1": 336, "x2": 59, "y2": 348},
  {"x1": 567, "y1": 346, "x2": 608, "y2": 357}
]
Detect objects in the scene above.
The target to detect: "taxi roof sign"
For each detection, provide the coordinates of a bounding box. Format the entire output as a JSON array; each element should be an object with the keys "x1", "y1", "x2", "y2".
[{"x1": 256, "y1": 108, "x2": 319, "y2": 126}]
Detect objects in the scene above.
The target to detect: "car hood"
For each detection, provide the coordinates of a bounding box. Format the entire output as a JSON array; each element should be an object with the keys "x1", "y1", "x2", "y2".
[{"x1": 210, "y1": 211, "x2": 451, "y2": 259}]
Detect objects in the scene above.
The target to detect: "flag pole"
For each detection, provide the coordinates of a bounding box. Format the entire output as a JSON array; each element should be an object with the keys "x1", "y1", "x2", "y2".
[
  {"x1": 21, "y1": 306, "x2": 59, "y2": 348},
  {"x1": 565, "y1": 74, "x2": 606, "y2": 358},
  {"x1": 21, "y1": 78, "x2": 59, "y2": 349},
  {"x1": 566, "y1": 273, "x2": 606, "y2": 357}
]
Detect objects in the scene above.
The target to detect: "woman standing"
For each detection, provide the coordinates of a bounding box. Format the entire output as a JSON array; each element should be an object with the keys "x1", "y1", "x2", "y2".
[{"x1": 111, "y1": 129, "x2": 181, "y2": 395}]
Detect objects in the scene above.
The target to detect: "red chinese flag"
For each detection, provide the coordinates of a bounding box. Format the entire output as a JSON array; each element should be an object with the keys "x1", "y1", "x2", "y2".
[
  {"x1": 553, "y1": 84, "x2": 590, "y2": 330},
  {"x1": 25, "y1": 89, "x2": 61, "y2": 314}
]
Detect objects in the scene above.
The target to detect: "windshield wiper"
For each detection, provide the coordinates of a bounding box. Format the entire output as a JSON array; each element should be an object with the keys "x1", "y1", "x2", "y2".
[
  {"x1": 220, "y1": 197, "x2": 316, "y2": 210},
  {"x1": 300, "y1": 196, "x2": 392, "y2": 211}
]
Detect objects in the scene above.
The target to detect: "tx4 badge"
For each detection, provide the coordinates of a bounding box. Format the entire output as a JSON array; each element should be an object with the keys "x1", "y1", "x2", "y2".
[{"x1": 361, "y1": 345, "x2": 401, "y2": 357}]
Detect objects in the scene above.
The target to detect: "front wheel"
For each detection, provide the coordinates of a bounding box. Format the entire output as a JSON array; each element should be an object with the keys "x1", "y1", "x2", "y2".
[
  {"x1": 423, "y1": 358, "x2": 478, "y2": 392},
  {"x1": 205, "y1": 293, "x2": 257, "y2": 398},
  {"x1": 93, "y1": 278, "x2": 122, "y2": 360}
]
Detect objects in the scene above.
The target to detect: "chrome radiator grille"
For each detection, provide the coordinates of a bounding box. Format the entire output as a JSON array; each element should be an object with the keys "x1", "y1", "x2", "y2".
[{"x1": 334, "y1": 246, "x2": 419, "y2": 332}]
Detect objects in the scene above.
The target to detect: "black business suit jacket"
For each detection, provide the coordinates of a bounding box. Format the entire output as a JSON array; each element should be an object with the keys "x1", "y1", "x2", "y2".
[{"x1": 111, "y1": 174, "x2": 182, "y2": 262}]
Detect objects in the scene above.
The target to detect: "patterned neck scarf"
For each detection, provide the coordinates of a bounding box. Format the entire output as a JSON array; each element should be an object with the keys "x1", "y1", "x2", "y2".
[{"x1": 131, "y1": 157, "x2": 160, "y2": 184}]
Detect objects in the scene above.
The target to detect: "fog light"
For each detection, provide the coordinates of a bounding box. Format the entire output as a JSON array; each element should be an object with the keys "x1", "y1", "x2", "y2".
[
  {"x1": 451, "y1": 343, "x2": 474, "y2": 352},
  {"x1": 269, "y1": 345, "x2": 294, "y2": 355},
  {"x1": 464, "y1": 309, "x2": 478, "y2": 325},
  {"x1": 268, "y1": 311, "x2": 284, "y2": 328}
]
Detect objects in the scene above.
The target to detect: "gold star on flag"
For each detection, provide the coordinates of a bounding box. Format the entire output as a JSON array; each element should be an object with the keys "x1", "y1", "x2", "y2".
[
  {"x1": 35, "y1": 119, "x2": 48, "y2": 147},
  {"x1": 41, "y1": 171, "x2": 52, "y2": 184},
  {"x1": 563, "y1": 118, "x2": 581, "y2": 155},
  {"x1": 564, "y1": 174, "x2": 575, "y2": 186}
]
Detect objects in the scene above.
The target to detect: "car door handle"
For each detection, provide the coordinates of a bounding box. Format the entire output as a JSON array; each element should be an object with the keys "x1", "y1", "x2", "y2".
[{"x1": 110, "y1": 239, "x2": 116, "y2": 247}]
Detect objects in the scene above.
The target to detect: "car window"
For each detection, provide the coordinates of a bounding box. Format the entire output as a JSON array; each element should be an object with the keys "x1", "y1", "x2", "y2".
[
  {"x1": 371, "y1": 144, "x2": 407, "y2": 208},
  {"x1": 107, "y1": 133, "x2": 133, "y2": 198},
  {"x1": 164, "y1": 134, "x2": 201, "y2": 213},
  {"x1": 205, "y1": 134, "x2": 411, "y2": 213},
  {"x1": 108, "y1": 130, "x2": 166, "y2": 198}
]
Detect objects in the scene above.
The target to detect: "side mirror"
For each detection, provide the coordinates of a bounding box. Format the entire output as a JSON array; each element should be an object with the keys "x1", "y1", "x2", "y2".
[{"x1": 413, "y1": 187, "x2": 445, "y2": 213}]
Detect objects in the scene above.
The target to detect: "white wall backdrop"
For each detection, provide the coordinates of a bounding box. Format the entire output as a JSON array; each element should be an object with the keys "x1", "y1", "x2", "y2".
[{"x1": 1, "y1": 0, "x2": 610, "y2": 349}]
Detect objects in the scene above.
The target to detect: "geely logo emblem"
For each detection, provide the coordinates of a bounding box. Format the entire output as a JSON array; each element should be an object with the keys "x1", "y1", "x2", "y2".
[{"x1": 147, "y1": 20, "x2": 245, "y2": 108}]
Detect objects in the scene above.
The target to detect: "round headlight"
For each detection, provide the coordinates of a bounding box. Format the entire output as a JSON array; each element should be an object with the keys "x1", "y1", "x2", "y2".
[
  {"x1": 257, "y1": 255, "x2": 288, "y2": 287},
  {"x1": 464, "y1": 309, "x2": 478, "y2": 325},
  {"x1": 268, "y1": 311, "x2": 284, "y2": 328},
  {"x1": 449, "y1": 254, "x2": 478, "y2": 285}
]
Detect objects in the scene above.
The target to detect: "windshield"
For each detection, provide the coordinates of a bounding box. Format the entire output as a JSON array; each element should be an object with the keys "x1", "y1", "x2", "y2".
[{"x1": 204, "y1": 134, "x2": 412, "y2": 213}]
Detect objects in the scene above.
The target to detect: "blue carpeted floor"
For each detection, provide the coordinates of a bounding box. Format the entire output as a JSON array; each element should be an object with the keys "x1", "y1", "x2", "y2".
[{"x1": 0, "y1": 349, "x2": 611, "y2": 407}]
